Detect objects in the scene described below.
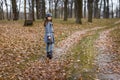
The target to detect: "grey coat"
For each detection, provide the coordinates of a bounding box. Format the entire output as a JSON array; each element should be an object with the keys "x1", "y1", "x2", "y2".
[{"x1": 44, "y1": 22, "x2": 54, "y2": 43}]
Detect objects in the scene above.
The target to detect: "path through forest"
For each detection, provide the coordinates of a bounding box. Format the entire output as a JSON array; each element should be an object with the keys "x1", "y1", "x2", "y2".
[
  {"x1": 53, "y1": 27, "x2": 104, "y2": 60},
  {"x1": 95, "y1": 27, "x2": 120, "y2": 80},
  {"x1": 2, "y1": 20, "x2": 119, "y2": 79}
]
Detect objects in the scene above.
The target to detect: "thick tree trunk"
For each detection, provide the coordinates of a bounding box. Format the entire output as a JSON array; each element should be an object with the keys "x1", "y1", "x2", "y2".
[
  {"x1": 88, "y1": 0, "x2": 93, "y2": 22},
  {"x1": 76, "y1": 0, "x2": 82, "y2": 24},
  {"x1": 36, "y1": 0, "x2": 45, "y2": 19},
  {"x1": 11, "y1": 0, "x2": 18, "y2": 20},
  {"x1": 64, "y1": 0, "x2": 68, "y2": 21}
]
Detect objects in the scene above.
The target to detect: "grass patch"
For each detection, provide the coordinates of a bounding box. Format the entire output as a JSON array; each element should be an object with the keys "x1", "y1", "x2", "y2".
[{"x1": 65, "y1": 32, "x2": 99, "y2": 80}]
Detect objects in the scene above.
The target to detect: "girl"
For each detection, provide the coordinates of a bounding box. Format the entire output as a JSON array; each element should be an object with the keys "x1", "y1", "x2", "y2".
[{"x1": 44, "y1": 13, "x2": 54, "y2": 59}]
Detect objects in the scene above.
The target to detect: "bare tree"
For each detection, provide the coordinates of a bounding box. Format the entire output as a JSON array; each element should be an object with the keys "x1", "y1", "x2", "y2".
[
  {"x1": 24, "y1": 0, "x2": 26, "y2": 20},
  {"x1": 0, "y1": 0, "x2": 4, "y2": 20},
  {"x1": 4, "y1": 0, "x2": 9, "y2": 20},
  {"x1": 88, "y1": 0, "x2": 93, "y2": 22},
  {"x1": 36, "y1": 0, "x2": 40, "y2": 19},
  {"x1": 111, "y1": 0, "x2": 114, "y2": 18},
  {"x1": 75, "y1": 0, "x2": 82, "y2": 24},
  {"x1": 84, "y1": 0, "x2": 87, "y2": 18},
  {"x1": 64, "y1": 0, "x2": 68, "y2": 21},
  {"x1": 106, "y1": 0, "x2": 109, "y2": 18},
  {"x1": 32, "y1": 0, "x2": 35, "y2": 21},
  {"x1": 11, "y1": 0, "x2": 19, "y2": 20},
  {"x1": 68, "y1": 0, "x2": 74, "y2": 18},
  {"x1": 54, "y1": 0, "x2": 59, "y2": 18},
  {"x1": 119, "y1": 0, "x2": 120, "y2": 18},
  {"x1": 35, "y1": 0, "x2": 45, "y2": 19},
  {"x1": 94, "y1": 0, "x2": 99, "y2": 18}
]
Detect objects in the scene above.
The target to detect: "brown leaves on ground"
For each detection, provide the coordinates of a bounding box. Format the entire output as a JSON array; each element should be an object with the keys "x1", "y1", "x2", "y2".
[
  {"x1": 95, "y1": 27, "x2": 120, "y2": 78},
  {"x1": 0, "y1": 21, "x2": 81, "y2": 79},
  {"x1": 0, "y1": 22, "x2": 44, "y2": 79},
  {"x1": 20, "y1": 59, "x2": 69, "y2": 80}
]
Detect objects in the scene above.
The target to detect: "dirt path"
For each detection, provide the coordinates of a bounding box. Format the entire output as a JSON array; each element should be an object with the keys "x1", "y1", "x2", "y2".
[
  {"x1": 95, "y1": 27, "x2": 120, "y2": 80},
  {"x1": 53, "y1": 27, "x2": 104, "y2": 60}
]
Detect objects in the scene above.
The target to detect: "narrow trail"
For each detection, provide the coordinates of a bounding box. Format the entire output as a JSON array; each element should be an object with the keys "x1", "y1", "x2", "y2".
[
  {"x1": 53, "y1": 27, "x2": 104, "y2": 60},
  {"x1": 95, "y1": 27, "x2": 120, "y2": 80},
  {"x1": 20, "y1": 27, "x2": 105, "y2": 79}
]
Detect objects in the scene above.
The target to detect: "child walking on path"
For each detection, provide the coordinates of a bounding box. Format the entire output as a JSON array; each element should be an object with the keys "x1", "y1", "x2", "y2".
[{"x1": 44, "y1": 13, "x2": 54, "y2": 59}]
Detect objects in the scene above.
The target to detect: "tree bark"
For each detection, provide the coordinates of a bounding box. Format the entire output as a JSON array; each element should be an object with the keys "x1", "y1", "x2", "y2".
[
  {"x1": 54, "y1": 0, "x2": 59, "y2": 18},
  {"x1": 99, "y1": 0, "x2": 102, "y2": 18},
  {"x1": 84, "y1": 0, "x2": 87, "y2": 18},
  {"x1": 11, "y1": 0, "x2": 19, "y2": 20},
  {"x1": 119, "y1": 0, "x2": 120, "y2": 18},
  {"x1": 32, "y1": 0, "x2": 35, "y2": 21},
  {"x1": 88, "y1": 0, "x2": 93, "y2": 22},
  {"x1": 41, "y1": 0, "x2": 45, "y2": 19},
  {"x1": 76, "y1": 0, "x2": 82, "y2": 24},
  {"x1": 111, "y1": 0, "x2": 114, "y2": 18},
  {"x1": 24, "y1": 0, "x2": 26, "y2": 20},
  {"x1": 103, "y1": 0, "x2": 107, "y2": 18},
  {"x1": 5, "y1": 0, "x2": 9, "y2": 20},
  {"x1": 106, "y1": 0, "x2": 109, "y2": 18},
  {"x1": 94, "y1": 0, "x2": 99, "y2": 18},
  {"x1": 69, "y1": 0, "x2": 73, "y2": 18},
  {"x1": 64, "y1": 0, "x2": 68, "y2": 21},
  {"x1": 0, "y1": 0, "x2": 4, "y2": 20}
]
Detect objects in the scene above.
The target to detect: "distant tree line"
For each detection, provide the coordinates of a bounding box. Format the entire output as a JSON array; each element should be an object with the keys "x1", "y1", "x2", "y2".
[{"x1": 0, "y1": 0, "x2": 120, "y2": 24}]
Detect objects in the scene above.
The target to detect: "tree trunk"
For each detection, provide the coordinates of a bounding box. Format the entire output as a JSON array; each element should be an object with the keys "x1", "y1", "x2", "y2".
[
  {"x1": 69, "y1": 0, "x2": 73, "y2": 18},
  {"x1": 103, "y1": 0, "x2": 107, "y2": 18},
  {"x1": 84, "y1": 0, "x2": 87, "y2": 18},
  {"x1": 111, "y1": 0, "x2": 114, "y2": 18},
  {"x1": 88, "y1": 0, "x2": 93, "y2": 22},
  {"x1": 99, "y1": 0, "x2": 102, "y2": 18},
  {"x1": 32, "y1": 0, "x2": 35, "y2": 21},
  {"x1": 5, "y1": 0, "x2": 9, "y2": 20},
  {"x1": 76, "y1": 0, "x2": 82, "y2": 24},
  {"x1": 64, "y1": 0, "x2": 68, "y2": 21},
  {"x1": 106, "y1": 0, "x2": 109, "y2": 18},
  {"x1": 0, "y1": 0, "x2": 4, "y2": 20},
  {"x1": 94, "y1": 0, "x2": 99, "y2": 18},
  {"x1": 49, "y1": 0, "x2": 51, "y2": 13},
  {"x1": 119, "y1": 0, "x2": 120, "y2": 18},
  {"x1": 41, "y1": 0, "x2": 45, "y2": 19},
  {"x1": 24, "y1": 0, "x2": 26, "y2": 20},
  {"x1": 54, "y1": 0, "x2": 59, "y2": 18},
  {"x1": 11, "y1": 0, "x2": 18, "y2": 20},
  {"x1": 36, "y1": 0, "x2": 40, "y2": 19}
]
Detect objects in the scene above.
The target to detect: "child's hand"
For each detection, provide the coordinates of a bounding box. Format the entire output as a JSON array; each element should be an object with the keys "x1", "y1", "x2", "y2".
[{"x1": 48, "y1": 36, "x2": 51, "y2": 40}]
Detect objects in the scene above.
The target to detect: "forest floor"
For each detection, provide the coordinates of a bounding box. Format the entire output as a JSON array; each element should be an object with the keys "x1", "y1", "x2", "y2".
[{"x1": 0, "y1": 19, "x2": 120, "y2": 80}]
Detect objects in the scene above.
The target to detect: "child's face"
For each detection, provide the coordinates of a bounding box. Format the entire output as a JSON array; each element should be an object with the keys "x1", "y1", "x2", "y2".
[{"x1": 47, "y1": 17, "x2": 52, "y2": 20}]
